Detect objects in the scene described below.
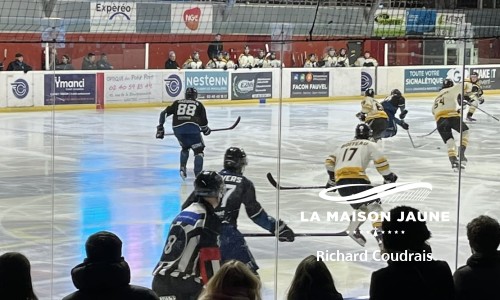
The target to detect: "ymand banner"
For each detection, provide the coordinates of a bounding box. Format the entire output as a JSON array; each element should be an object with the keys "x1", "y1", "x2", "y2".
[
  {"x1": 104, "y1": 72, "x2": 162, "y2": 103},
  {"x1": 90, "y1": 2, "x2": 136, "y2": 32},
  {"x1": 231, "y1": 72, "x2": 272, "y2": 100},
  {"x1": 171, "y1": 4, "x2": 213, "y2": 34},
  {"x1": 44, "y1": 74, "x2": 96, "y2": 105},
  {"x1": 290, "y1": 71, "x2": 329, "y2": 98},
  {"x1": 185, "y1": 71, "x2": 228, "y2": 99}
]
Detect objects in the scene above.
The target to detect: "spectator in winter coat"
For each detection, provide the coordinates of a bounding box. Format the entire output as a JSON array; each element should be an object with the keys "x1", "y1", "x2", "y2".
[
  {"x1": 207, "y1": 33, "x2": 223, "y2": 60},
  {"x1": 0, "y1": 252, "x2": 38, "y2": 300},
  {"x1": 7, "y1": 53, "x2": 33, "y2": 72},
  {"x1": 56, "y1": 55, "x2": 75, "y2": 70},
  {"x1": 165, "y1": 51, "x2": 180, "y2": 69},
  {"x1": 369, "y1": 206, "x2": 455, "y2": 300},
  {"x1": 454, "y1": 215, "x2": 500, "y2": 300},
  {"x1": 81, "y1": 53, "x2": 97, "y2": 70},
  {"x1": 62, "y1": 231, "x2": 159, "y2": 300},
  {"x1": 96, "y1": 53, "x2": 113, "y2": 70}
]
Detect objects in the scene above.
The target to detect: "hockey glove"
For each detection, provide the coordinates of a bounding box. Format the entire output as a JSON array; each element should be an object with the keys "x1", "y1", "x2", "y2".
[
  {"x1": 156, "y1": 125, "x2": 165, "y2": 139},
  {"x1": 275, "y1": 220, "x2": 295, "y2": 242},
  {"x1": 202, "y1": 127, "x2": 211, "y2": 136},
  {"x1": 399, "y1": 109, "x2": 408, "y2": 120},
  {"x1": 383, "y1": 173, "x2": 398, "y2": 184},
  {"x1": 223, "y1": 65, "x2": 228, "y2": 71},
  {"x1": 356, "y1": 112, "x2": 366, "y2": 122},
  {"x1": 400, "y1": 120, "x2": 409, "y2": 130},
  {"x1": 479, "y1": 96, "x2": 485, "y2": 105}
]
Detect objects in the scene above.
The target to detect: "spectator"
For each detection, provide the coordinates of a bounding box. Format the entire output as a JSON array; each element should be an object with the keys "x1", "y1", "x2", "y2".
[
  {"x1": 56, "y1": 55, "x2": 75, "y2": 70},
  {"x1": 7, "y1": 53, "x2": 33, "y2": 72},
  {"x1": 355, "y1": 51, "x2": 378, "y2": 67},
  {"x1": 198, "y1": 260, "x2": 261, "y2": 300},
  {"x1": 453, "y1": 215, "x2": 500, "y2": 300},
  {"x1": 165, "y1": 51, "x2": 179, "y2": 69},
  {"x1": 287, "y1": 255, "x2": 343, "y2": 300},
  {"x1": 304, "y1": 53, "x2": 317, "y2": 68},
  {"x1": 0, "y1": 252, "x2": 38, "y2": 300},
  {"x1": 97, "y1": 53, "x2": 113, "y2": 70},
  {"x1": 207, "y1": 33, "x2": 223, "y2": 60},
  {"x1": 81, "y1": 53, "x2": 97, "y2": 70},
  {"x1": 182, "y1": 51, "x2": 203, "y2": 69},
  {"x1": 369, "y1": 206, "x2": 454, "y2": 300},
  {"x1": 62, "y1": 231, "x2": 159, "y2": 300}
]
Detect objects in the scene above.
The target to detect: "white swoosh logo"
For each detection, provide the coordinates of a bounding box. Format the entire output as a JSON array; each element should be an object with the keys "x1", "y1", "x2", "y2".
[{"x1": 318, "y1": 182, "x2": 433, "y2": 204}]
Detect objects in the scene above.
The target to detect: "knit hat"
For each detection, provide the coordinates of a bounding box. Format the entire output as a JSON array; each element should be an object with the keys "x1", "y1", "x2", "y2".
[{"x1": 85, "y1": 231, "x2": 122, "y2": 262}]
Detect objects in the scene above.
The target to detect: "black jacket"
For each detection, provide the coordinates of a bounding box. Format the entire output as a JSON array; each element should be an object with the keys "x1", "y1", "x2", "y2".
[
  {"x1": 7, "y1": 60, "x2": 33, "y2": 72},
  {"x1": 207, "y1": 41, "x2": 223, "y2": 60},
  {"x1": 81, "y1": 57, "x2": 97, "y2": 70},
  {"x1": 370, "y1": 259, "x2": 454, "y2": 300},
  {"x1": 165, "y1": 59, "x2": 179, "y2": 69},
  {"x1": 454, "y1": 251, "x2": 500, "y2": 300},
  {"x1": 63, "y1": 259, "x2": 159, "y2": 300}
]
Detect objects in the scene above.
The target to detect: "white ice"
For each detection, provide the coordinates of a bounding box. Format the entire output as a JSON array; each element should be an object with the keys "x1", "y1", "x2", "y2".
[{"x1": 0, "y1": 97, "x2": 499, "y2": 299}]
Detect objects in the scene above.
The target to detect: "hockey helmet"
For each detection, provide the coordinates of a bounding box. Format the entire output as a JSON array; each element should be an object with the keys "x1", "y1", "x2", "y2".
[
  {"x1": 470, "y1": 71, "x2": 479, "y2": 83},
  {"x1": 224, "y1": 147, "x2": 248, "y2": 174},
  {"x1": 365, "y1": 88, "x2": 375, "y2": 98},
  {"x1": 185, "y1": 87, "x2": 198, "y2": 100},
  {"x1": 355, "y1": 123, "x2": 373, "y2": 140},
  {"x1": 442, "y1": 79, "x2": 454, "y2": 89},
  {"x1": 391, "y1": 89, "x2": 402, "y2": 97},
  {"x1": 194, "y1": 171, "x2": 226, "y2": 201}
]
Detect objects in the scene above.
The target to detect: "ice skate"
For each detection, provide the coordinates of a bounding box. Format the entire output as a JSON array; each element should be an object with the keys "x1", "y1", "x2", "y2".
[
  {"x1": 348, "y1": 230, "x2": 367, "y2": 247},
  {"x1": 449, "y1": 156, "x2": 463, "y2": 172},
  {"x1": 459, "y1": 146, "x2": 468, "y2": 168},
  {"x1": 466, "y1": 116, "x2": 476, "y2": 122},
  {"x1": 180, "y1": 166, "x2": 187, "y2": 180}
]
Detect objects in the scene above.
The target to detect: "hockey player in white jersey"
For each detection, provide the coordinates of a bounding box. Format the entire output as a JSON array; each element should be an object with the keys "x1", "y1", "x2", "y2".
[
  {"x1": 432, "y1": 79, "x2": 470, "y2": 171},
  {"x1": 254, "y1": 49, "x2": 270, "y2": 68},
  {"x1": 223, "y1": 52, "x2": 236, "y2": 70},
  {"x1": 336, "y1": 48, "x2": 350, "y2": 67},
  {"x1": 322, "y1": 48, "x2": 337, "y2": 67},
  {"x1": 304, "y1": 53, "x2": 318, "y2": 68},
  {"x1": 464, "y1": 71, "x2": 485, "y2": 122},
  {"x1": 268, "y1": 52, "x2": 283, "y2": 68},
  {"x1": 325, "y1": 123, "x2": 398, "y2": 248},
  {"x1": 356, "y1": 88, "x2": 388, "y2": 142},
  {"x1": 182, "y1": 51, "x2": 203, "y2": 69},
  {"x1": 238, "y1": 45, "x2": 254, "y2": 69}
]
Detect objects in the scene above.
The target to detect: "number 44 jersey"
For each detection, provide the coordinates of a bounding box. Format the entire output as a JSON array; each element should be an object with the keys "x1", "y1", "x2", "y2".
[
  {"x1": 161, "y1": 98, "x2": 209, "y2": 130},
  {"x1": 325, "y1": 139, "x2": 392, "y2": 182}
]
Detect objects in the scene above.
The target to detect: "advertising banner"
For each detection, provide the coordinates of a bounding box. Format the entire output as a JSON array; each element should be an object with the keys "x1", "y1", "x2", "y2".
[
  {"x1": 361, "y1": 68, "x2": 375, "y2": 92},
  {"x1": 7, "y1": 74, "x2": 34, "y2": 107},
  {"x1": 44, "y1": 74, "x2": 96, "y2": 105},
  {"x1": 290, "y1": 72, "x2": 329, "y2": 98},
  {"x1": 404, "y1": 68, "x2": 448, "y2": 93},
  {"x1": 435, "y1": 13, "x2": 466, "y2": 37},
  {"x1": 373, "y1": 9, "x2": 406, "y2": 37},
  {"x1": 406, "y1": 9, "x2": 436, "y2": 35},
  {"x1": 231, "y1": 72, "x2": 272, "y2": 100},
  {"x1": 163, "y1": 72, "x2": 184, "y2": 101},
  {"x1": 469, "y1": 67, "x2": 500, "y2": 90},
  {"x1": 185, "y1": 71, "x2": 228, "y2": 99},
  {"x1": 105, "y1": 72, "x2": 162, "y2": 103},
  {"x1": 171, "y1": 4, "x2": 213, "y2": 34},
  {"x1": 90, "y1": 2, "x2": 136, "y2": 32}
]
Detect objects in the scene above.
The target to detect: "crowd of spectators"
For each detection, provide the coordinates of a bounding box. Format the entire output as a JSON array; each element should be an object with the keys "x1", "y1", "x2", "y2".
[{"x1": 0, "y1": 206, "x2": 497, "y2": 299}]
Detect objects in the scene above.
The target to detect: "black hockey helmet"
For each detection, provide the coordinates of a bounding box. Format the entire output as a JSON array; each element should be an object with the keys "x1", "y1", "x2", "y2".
[
  {"x1": 185, "y1": 87, "x2": 198, "y2": 100},
  {"x1": 470, "y1": 71, "x2": 479, "y2": 77},
  {"x1": 355, "y1": 123, "x2": 372, "y2": 140},
  {"x1": 224, "y1": 147, "x2": 248, "y2": 174},
  {"x1": 442, "y1": 79, "x2": 454, "y2": 89},
  {"x1": 194, "y1": 171, "x2": 225, "y2": 201},
  {"x1": 365, "y1": 88, "x2": 375, "y2": 97},
  {"x1": 470, "y1": 71, "x2": 479, "y2": 83},
  {"x1": 391, "y1": 89, "x2": 402, "y2": 97}
]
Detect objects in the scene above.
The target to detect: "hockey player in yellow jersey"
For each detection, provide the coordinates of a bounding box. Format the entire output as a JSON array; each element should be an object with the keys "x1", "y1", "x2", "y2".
[
  {"x1": 182, "y1": 51, "x2": 203, "y2": 69},
  {"x1": 238, "y1": 45, "x2": 254, "y2": 69},
  {"x1": 464, "y1": 71, "x2": 484, "y2": 122},
  {"x1": 432, "y1": 79, "x2": 470, "y2": 171},
  {"x1": 325, "y1": 123, "x2": 398, "y2": 248},
  {"x1": 356, "y1": 88, "x2": 388, "y2": 141}
]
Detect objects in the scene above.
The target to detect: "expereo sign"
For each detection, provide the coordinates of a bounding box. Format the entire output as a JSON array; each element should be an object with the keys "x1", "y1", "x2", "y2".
[
  {"x1": 231, "y1": 72, "x2": 272, "y2": 100},
  {"x1": 290, "y1": 72, "x2": 329, "y2": 98}
]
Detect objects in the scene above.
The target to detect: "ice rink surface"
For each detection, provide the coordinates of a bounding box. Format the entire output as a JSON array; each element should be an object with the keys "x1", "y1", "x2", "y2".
[{"x1": 1, "y1": 97, "x2": 499, "y2": 299}]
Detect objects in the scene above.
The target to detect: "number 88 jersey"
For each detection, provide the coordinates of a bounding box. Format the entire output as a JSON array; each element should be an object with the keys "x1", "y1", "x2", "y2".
[
  {"x1": 325, "y1": 139, "x2": 392, "y2": 182},
  {"x1": 165, "y1": 98, "x2": 208, "y2": 129}
]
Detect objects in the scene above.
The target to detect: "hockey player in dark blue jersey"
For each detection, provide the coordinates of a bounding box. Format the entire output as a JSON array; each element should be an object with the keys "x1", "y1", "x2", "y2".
[
  {"x1": 183, "y1": 147, "x2": 295, "y2": 274},
  {"x1": 153, "y1": 171, "x2": 225, "y2": 300},
  {"x1": 381, "y1": 89, "x2": 409, "y2": 138},
  {"x1": 156, "y1": 87, "x2": 211, "y2": 179}
]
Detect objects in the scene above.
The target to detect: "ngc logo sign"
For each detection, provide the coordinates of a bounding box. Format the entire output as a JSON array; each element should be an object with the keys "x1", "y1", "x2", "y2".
[
  {"x1": 171, "y1": 4, "x2": 213, "y2": 34},
  {"x1": 183, "y1": 7, "x2": 201, "y2": 31}
]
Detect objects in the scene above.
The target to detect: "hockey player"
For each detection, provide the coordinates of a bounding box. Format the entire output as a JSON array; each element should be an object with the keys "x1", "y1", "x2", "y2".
[
  {"x1": 182, "y1": 51, "x2": 203, "y2": 69},
  {"x1": 156, "y1": 87, "x2": 211, "y2": 179},
  {"x1": 223, "y1": 52, "x2": 236, "y2": 70},
  {"x1": 238, "y1": 45, "x2": 254, "y2": 69},
  {"x1": 206, "y1": 52, "x2": 226, "y2": 69},
  {"x1": 268, "y1": 52, "x2": 283, "y2": 68},
  {"x1": 356, "y1": 88, "x2": 388, "y2": 142},
  {"x1": 322, "y1": 48, "x2": 337, "y2": 67},
  {"x1": 432, "y1": 79, "x2": 470, "y2": 171},
  {"x1": 254, "y1": 49, "x2": 270, "y2": 68},
  {"x1": 182, "y1": 147, "x2": 295, "y2": 274},
  {"x1": 381, "y1": 89, "x2": 409, "y2": 138},
  {"x1": 464, "y1": 71, "x2": 484, "y2": 122},
  {"x1": 152, "y1": 171, "x2": 225, "y2": 300},
  {"x1": 325, "y1": 123, "x2": 398, "y2": 248},
  {"x1": 304, "y1": 53, "x2": 318, "y2": 68},
  {"x1": 336, "y1": 48, "x2": 350, "y2": 67},
  {"x1": 355, "y1": 51, "x2": 378, "y2": 67}
]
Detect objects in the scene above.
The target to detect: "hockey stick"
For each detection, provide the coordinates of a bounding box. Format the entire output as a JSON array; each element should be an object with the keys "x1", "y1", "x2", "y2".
[
  {"x1": 406, "y1": 130, "x2": 423, "y2": 149},
  {"x1": 243, "y1": 231, "x2": 348, "y2": 237},
  {"x1": 164, "y1": 116, "x2": 241, "y2": 136},
  {"x1": 267, "y1": 172, "x2": 326, "y2": 190},
  {"x1": 417, "y1": 128, "x2": 437, "y2": 138},
  {"x1": 472, "y1": 105, "x2": 499, "y2": 122}
]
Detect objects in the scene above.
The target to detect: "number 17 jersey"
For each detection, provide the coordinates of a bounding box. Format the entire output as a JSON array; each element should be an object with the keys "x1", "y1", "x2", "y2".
[{"x1": 163, "y1": 98, "x2": 208, "y2": 129}]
